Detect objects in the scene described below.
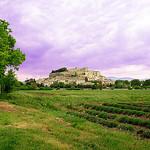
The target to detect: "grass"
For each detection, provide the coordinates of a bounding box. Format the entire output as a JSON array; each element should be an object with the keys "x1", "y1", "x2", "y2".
[{"x1": 0, "y1": 90, "x2": 150, "y2": 150}]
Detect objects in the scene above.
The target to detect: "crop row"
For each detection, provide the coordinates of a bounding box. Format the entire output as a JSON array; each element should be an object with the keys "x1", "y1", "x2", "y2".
[
  {"x1": 118, "y1": 116, "x2": 150, "y2": 129},
  {"x1": 67, "y1": 111, "x2": 150, "y2": 139},
  {"x1": 67, "y1": 111, "x2": 118, "y2": 128},
  {"x1": 85, "y1": 109, "x2": 117, "y2": 120},
  {"x1": 83, "y1": 104, "x2": 150, "y2": 118},
  {"x1": 137, "y1": 129, "x2": 150, "y2": 139},
  {"x1": 118, "y1": 102, "x2": 150, "y2": 108},
  {"x1": 102, "y1": 103, "x2": 150, "y2": 113}
]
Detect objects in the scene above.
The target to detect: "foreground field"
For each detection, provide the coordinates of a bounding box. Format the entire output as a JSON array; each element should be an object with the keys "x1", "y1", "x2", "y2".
[{"x1": 0, "y1": 90, "x2": 150, "y2": 150}]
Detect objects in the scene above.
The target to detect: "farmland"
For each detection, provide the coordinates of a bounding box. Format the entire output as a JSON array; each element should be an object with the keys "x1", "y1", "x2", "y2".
[{"x1": 0, "y1": 90, "x2": 150, "y2": 150}]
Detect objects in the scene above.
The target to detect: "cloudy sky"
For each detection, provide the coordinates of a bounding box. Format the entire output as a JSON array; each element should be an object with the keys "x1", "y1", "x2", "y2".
[{"x1": 0, "y1": 0, "x2": 150, "y2": 81}]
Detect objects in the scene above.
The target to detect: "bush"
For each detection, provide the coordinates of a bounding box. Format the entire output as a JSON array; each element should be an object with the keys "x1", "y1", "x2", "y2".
[
  {"x1": 137, "y1": 129, "x2": 150, "y2": 139},
  {"x1": 134, "y1": 111, "x2": 145, "y2": 117},
  {"x1": 128, "y1": 85, "x2": 132, "y2": 90},
  {"x1": 118, "y1": 116, "x2": 150, "y2": 128},
  {"x1": 86, "y1": 109, "x2": 117, "y2": 120},
  {"x1": 134, "y1": 86, "x2": 141, "y2": 89},
  {"x1": 39, "y1": 87, "x2": 53, "y2": 90},
  {"x1": 143, "y1": 107, "x2": 150, "y2": 112},
  {"x1": 66, "y1": 88, "x2": 81, "y2": 90},
  {"x1": 123, "y1": 109, "x2": 130, "y2": 115},
  {"x1": 118, "y1": 124, "x2": 134, "y2": 131},
  {"x1": 107, "y1": 121, "x2": 118, "y2": 128},
  {"x1": 67, "y1": 111, "x2": 118, "y2": 129},
  {"x1": 3, "y1": 69, "x2": 18, "y2": 93},
  {"x1": 146, "y1": 113, "x2": 150, "y2": 118},
  {"x1": 110, "y1": 87, "x2": 115, "y2": 90},
  {"x1": 142, "y1": 130, "x2": 150, "y2": 138},
  {"x1": 67, "y1": 104, "x2": 74, "y2": 109}
]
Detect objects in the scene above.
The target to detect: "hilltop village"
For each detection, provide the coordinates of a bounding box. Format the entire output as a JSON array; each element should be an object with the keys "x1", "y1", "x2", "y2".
[{"x1": 36, "y1": 67, "x2": 115, "y2": 86}]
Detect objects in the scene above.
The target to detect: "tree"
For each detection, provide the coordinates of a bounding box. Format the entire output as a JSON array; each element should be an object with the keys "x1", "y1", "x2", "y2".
[
  {"x1": 31, "y1": 82, "x2": 37, "y2": 89},
  {"x1": 4, "y1": 69, "x2": 17, "y2": 93},
  {"x1": 85, "y1": 77, "x2": 88, "y2": 82},
  {"x1": 25, "y1": 78, "x2": 36, "y2": 85},
  {"x1": 143, "y1": 79, "x2": 150, "y2": 86},
  {"x1": 123, "y1": 80, "x2": 130, "y2": 85},
  {"x1": 51, "y1": 67, "x2": 67, "y2": 73},
  {"x1": 131, "y1": 79, "x2": 141, "y2": 87},
  {"x1": 0, "y1": 19, "x2": 26, "y2": 92}
]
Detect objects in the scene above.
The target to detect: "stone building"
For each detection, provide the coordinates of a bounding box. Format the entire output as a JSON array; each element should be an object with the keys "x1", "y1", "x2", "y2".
[{"x1": 36, "y1": 67, "x2": 115, "y2": 86}]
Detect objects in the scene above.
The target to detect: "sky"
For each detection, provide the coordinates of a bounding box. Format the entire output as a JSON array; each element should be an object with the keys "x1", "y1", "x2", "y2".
[{"x1": 0, "y1": 0, "x2": 150, "y2": 81}]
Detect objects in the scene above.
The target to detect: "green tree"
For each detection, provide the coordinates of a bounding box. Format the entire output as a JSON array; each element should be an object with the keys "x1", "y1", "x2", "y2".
[
  {"x1": 143, "y1": 79, "x2": 150, "y2": 86},
  {"x1": 0, "y1": 19, "x2": 26, "y2": 92},
  {"x1": 131, "y1": 79, "x2": 141, "y2": 87},
  {"x1": 123, "y1": 80, "x2": 130, "y2": 85},
  {"x1": 25, "y1": 78, "x2": 36, "y2": 85},
  {"x1": 51, "y1": 67, "x2": 67, "y2": 73},
  {"x1": 4, "y1": 69, "x2": 17, "y2": 92},
  {"x1": 85, "y1": 77, "x2": 88, "y2": 82},
  {"x1": 31, "y1": 82, "x2": 37, "y2": 89}
]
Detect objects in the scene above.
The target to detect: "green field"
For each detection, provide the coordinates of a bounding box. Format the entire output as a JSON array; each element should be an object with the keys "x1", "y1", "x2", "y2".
[{"x1": 0, "y1": 90, "x2": 150, "y2": 150}]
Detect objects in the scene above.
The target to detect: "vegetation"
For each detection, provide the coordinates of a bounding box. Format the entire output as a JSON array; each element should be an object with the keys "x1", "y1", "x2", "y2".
[
  {"x1": 0, "y1": 90, "x2": 150, "y2": 150},
  {"x1": 131, "y1": 79, "x2": 141, "y2": 86},
  {"x1": 51, "y1": 67, "x2": 67, "y2": 73},
  {"x1": 3, "y1": 69, "x2": 18, "y2": 93},
  {"x1": 0, "y1": 19, "x2": 26, "y2": 93},
  {"x1": 6, "y1": 76, "x2": 150, "y2": 92},
  {"x1": 118, "y1": 124, "x2": 134, "y2": 131}
]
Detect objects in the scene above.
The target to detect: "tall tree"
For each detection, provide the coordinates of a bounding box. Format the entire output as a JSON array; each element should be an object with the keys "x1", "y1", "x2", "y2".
[
  {"x1": 143, "y1": 79, "x2": 150, "y2": 86},
  {"x1": 0, "y1": 19, "x2": 26, "y2": 92},
  {"x1": 131, "y1": 79, "x2": 141, "y2": 87}
]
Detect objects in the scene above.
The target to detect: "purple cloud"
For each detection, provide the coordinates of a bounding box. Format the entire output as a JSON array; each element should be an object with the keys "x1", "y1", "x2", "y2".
[{"x1": 0, "y1": 0, "x2": 150, "y2": 80}]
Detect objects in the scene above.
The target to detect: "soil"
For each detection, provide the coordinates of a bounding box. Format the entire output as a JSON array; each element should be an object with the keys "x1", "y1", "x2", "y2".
[{"x1": 0, "y1": 102, "x2": 20, "y2": 113}]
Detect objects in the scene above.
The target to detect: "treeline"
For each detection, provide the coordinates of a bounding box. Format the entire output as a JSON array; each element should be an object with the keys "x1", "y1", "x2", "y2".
[
  {"x1": 1, "y1": 75, "x2": 150, "y2": 93},
  {"x1": 15, "y1": 78, "x2": 150, "y2": 91},
  {"x1": 17, "y1": 80, "x2": 104, "y2": 90},
  {"x1": 51, "y1": 67, "x2": 67, "y2": 73},
  {"x1": 108, "y1": 79, "x2": 150, "y2": 90}
]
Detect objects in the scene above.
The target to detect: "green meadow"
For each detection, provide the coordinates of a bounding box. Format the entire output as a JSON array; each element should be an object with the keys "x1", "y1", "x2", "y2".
[{"x1": 0, "y1": 90, "x2": 150, "y2": 150}]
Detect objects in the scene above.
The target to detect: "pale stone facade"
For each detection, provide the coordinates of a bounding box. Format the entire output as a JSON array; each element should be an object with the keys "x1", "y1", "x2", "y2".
[{"x1": 36, "y1": 67, "x2": 115, "y2": 86}]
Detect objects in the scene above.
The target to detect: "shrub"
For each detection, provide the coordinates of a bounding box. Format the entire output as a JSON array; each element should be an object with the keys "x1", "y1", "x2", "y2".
[
  {"x1": 134, "y1": 111, "x2": 145, "y2": 117},
  {"x1": 134, "y1": 86, "x2": 141, "y2": 89},
  {"x1": 107, "y1": 121, "x2": 118, "y2": 128},
  {"x1": 146, "y1": 113, "x2": 150, "y2": 118},
  {"x1": 116, "y1": 108, "x2": 123, "y2": 114},
  {"x1": 86, "y1": 109, "x2": 117, "y2": 120},
  {"x1": 118, "y1": 116, "x2": 129, "y2": 123},
  {"x1": 97, "y1": 119, "x2": 108, "y2": 126},
  {"x1": 118, "y1": 116, "x2": 150, "y2": 128},
  {"x1": 143, "y1": 107, "x2": 150, "y2": 112},
  {"x1": 137, "y1": 129, "x2": 150, "y2": 139},
  {"x1": 111, "y1": 87, "x2": 115, "y2": 90},
  {"x1": 132, "y1": 118, "x2": 143, "y2": 126},
  {"x1": 87, "y1": 116, "x2": 97, "y2": 123},
  {"x1": 142, "y1": 130, "x2": 150, "y2": 138},
  {"x1": 137, "y1": 129, "x2": 145, "y2": 134},
  {"x1": 67, "y1": 104, "x2": 74, "y2": 109},
  {"x1": 110, "y1": 114, "x2": 117, "y2": 119},
  {"x1": 39, "y1": 87, "x2": 53, "y2": 90},
  {"x1": 123, "y1": 109, "x2": 131, "y2": 115},
  {"x1": 107, "y1": 107, "x2": 114, "y2": 113},
  {"x1": 128, "y1": 85, "x2": 132, "y2": 90},
  {"x1": 118, "y1": 124, "x2": 134, "y2": 131}
]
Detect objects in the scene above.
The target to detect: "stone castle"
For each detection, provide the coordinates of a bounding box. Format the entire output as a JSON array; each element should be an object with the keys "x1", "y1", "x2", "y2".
[{"x1": 36, "y1": 67, "x2": 115, "y2": 86}]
